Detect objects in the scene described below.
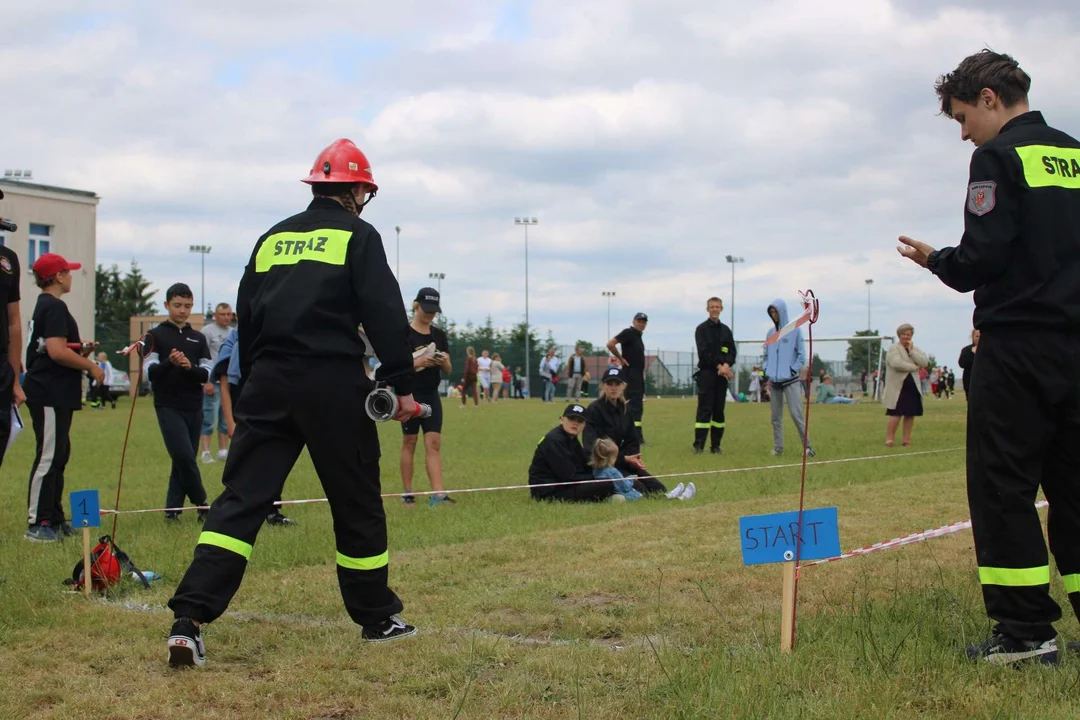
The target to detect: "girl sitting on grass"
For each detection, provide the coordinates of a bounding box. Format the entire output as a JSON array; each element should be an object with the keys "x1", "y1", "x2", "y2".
[{"x1": 589, "y1": 438, "x2": 641, "y2": 501}]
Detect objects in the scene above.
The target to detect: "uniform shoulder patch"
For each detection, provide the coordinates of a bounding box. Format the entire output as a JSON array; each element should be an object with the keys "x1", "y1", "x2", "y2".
[{"x1": 967, "y1": 181, "x2": 996, "y2": 216}]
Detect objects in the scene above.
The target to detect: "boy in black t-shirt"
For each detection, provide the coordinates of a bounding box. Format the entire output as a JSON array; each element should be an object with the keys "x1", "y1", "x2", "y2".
[
  {"x1": 23, "y1": 253, "x2": 104, "y2": 543},
  {"x1": 144, "y1": 284, "x2": 213, "y2": 521},
  {"x1": 400, "y1": 287, "x2": 453, "y2": 506}
]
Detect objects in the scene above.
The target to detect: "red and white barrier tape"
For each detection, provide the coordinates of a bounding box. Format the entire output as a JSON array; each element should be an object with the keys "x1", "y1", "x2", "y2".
[
  {"x1": 800, "y1": 500, "x2": 1049, "y2": 568},
  {"x1": 97, "y1": 447, "x2": 961, "y2": 516}
]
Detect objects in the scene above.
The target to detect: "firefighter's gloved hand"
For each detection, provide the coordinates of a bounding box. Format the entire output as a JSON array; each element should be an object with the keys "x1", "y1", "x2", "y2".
[{"x1": 394, "y1": 394, "x2": 417, "y2": 422}]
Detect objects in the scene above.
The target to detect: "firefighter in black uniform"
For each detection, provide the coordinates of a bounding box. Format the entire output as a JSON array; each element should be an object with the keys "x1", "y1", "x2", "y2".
[
  {"x1": 693, "y1": 297, "x2": 736, "y2": 454},
  {"x1": 899, "y1": 50, "x2": 1080, "y2": 665},
  {"x1": 0, "y1": 187, "x2": 24, "y2": 470},
  {"x1": 166, "y1": 138, "x2": 420, "y2": 668},
  {"x1": 607, "y1": 312, "x2": 648, "y2": 444}
]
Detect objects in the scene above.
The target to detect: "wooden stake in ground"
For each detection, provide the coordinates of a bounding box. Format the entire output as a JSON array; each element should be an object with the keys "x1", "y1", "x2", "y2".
[
  {"x1": 780, "y1": 558, "x2": 796, "y2": 652},
  {"x1": 82, "y1": 523, "x2": 92, "y2": 598}
]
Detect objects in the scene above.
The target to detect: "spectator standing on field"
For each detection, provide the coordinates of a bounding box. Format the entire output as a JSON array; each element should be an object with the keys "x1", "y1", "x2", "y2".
[
  {"x1": 89, "y1": 351, "x2": 115, "y2": 409},
  {"x1": 566, "y1": 346, "x2": 586, "y2": 400},
  {"x1": 144, "y1": 284, "x2": 213, "y2": 522},
  {"x1": 199, "y1": 303, "x2": 233, "y2": 464},
  {"x1": 958, "y1": 329, "x2": 980, "y2": 398},
  {"x1": 22, "y1": 254, "x2": 104, "y2": 542},
  {"x1": 539, "y1": 348, "x2": 559, "y2": 403},
  {"x1": 762, "y1": 299, "x2": 815, "y2": 457},
  {"x1": 477, "y1": 349, "x2": 493, "y2": 402},
  {"x1": 460, "y1": 347, "x2": 479, "y2": 407},
  {"x1": 607, "y1": 313, "x2": 649, "y2": 444},
  {"x1": 884, "y1": 324, "x2": 928, "y2": 447}
]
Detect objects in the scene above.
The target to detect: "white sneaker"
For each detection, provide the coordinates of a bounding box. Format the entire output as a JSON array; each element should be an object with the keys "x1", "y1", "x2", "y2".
[
  {"x1": 665, "y1": 482, "x2": 685, "y2": 500},
  {"x1": 678, "y1": 483, "x2": 696, "y2": 501},
  {"x1": 217, "y1": 449, "x2": 229, "y2": 460},
  {"x1": 200, "y1": 451, "x2": 214, "y2": 464}
]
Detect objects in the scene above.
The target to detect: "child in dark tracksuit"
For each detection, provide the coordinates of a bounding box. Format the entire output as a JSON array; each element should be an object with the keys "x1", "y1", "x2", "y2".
[{"x1": 144, "y1": 284, "x2": 213, "y2": 521}]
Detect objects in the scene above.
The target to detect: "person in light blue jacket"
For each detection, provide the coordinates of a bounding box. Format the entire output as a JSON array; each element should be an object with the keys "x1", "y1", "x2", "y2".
[{"x1": 762, "y1": 298, "x2": 815, "y2": 457}]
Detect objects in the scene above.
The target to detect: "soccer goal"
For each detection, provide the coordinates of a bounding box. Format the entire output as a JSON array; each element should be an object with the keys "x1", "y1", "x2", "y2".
[{"x1": 733, "y1": 335, "x2": 894, "y2": 402}]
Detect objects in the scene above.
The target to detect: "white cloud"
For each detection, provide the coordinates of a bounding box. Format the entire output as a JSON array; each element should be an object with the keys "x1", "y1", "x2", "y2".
[{"x1": 2, "y1": 0, "x2": 1078, "y2": 366}]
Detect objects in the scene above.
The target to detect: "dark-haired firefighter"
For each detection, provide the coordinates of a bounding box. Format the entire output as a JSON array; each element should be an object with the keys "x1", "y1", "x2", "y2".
[
  {"x1": 166, "y1": 138, "x2": 419, "y2": 668},
  {"x1": 693, "y1": 297, "x2": 735, "y2": 455},
  {"x1": 899, "y1": 50, "x2": 1080, "y2": 666}
]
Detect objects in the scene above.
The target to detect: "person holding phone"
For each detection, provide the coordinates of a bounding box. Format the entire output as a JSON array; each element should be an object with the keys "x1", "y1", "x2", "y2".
[{"x1": 400, "y1": 287, "x2": 453, "y2": 506}]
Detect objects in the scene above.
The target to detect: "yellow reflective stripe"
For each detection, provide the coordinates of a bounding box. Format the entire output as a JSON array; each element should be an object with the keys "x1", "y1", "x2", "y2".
[
  {"x1": 633, "y1": 421, "x2": 642, "y2": 427},
  {"x1": 1015, "y1": 145, "x2": 1080, "y2": 189},
  {"x1": 694, "y1": 423, "x2": 710, "y2": 429},
  {"x1": 720, "y1": 346, "x2": 729, "y2": 353},
  {"x1": 979, "y1": 565, "x2": 1050, "y2": 587},
  {"x1": 1063, "y1": 573, "x2": 1080, "y2": 594},
  {"x1": 198, "y1": 531, "x2": 252, "y2": 560},
  {"x1": 336, "y1": 550, "x2": 389, "y2": 571},
  {"x1": 255, "y1": 229, "x2": 353, "y2": 272},
  {"x1": 710, "y1": 421, "x2": 725, "y2": 428}
]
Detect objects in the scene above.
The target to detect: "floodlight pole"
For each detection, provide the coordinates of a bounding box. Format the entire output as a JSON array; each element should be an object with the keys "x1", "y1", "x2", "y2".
[
  {"x1": 865, "y1": 279, "x2": 874, "y2": 374},
  {"x1": 189, "y1": 245, "x2": 212, "y2": 317},
  {"x1": 602, "y1": 291, "x2": 615, "y2": 340},
  {"x1": 515, "y1": 217, "x2": 538, "y2": 397},
  {"x1": 725, "y1": 255, "x2": 745, "y2": 396}
]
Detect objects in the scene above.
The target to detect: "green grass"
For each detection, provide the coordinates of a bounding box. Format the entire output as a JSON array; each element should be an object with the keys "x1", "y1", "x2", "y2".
[{"x1": 1, "y1": 394, "x2": 1078, "y2": 719}]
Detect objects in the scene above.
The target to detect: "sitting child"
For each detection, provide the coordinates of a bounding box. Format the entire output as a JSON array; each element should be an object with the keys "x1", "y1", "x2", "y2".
[{"x1": 589, "y1": 438, "x2": 642, "y2": 501}]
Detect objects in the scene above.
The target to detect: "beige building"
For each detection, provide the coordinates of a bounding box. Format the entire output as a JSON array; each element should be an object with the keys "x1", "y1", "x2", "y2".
[{"x1": 0, "y1": 178, "x2": 99, "y2": 346}]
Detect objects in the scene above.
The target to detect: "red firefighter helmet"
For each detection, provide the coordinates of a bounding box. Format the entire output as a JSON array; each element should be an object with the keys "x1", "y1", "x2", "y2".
[{"x1": 301, "y1": 139, "x2": 378, "y2": 193}]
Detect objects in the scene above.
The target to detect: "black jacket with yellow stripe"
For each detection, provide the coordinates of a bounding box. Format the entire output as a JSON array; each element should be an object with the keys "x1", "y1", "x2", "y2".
[
  {"x1": 236, "y1": 197, "x2": 414, "y2": 395},
  {"x1": 929, "y1": 112, "x2": 1080, "y2": 331}
]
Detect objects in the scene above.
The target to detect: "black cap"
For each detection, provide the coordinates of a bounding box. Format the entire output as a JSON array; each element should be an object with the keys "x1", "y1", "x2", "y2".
[
  {"x1": 415, "y1": 287, "x2": 441, "y2": 313},
  {"x1": 601, "y1": 367, "x2": 626, "y2": 384},
  {"x1": 634, "y1": 312, "x2": 648, "y2": 322},
  {"x1": 562, "y1": 403, "x2": 587, "y2": 420}
]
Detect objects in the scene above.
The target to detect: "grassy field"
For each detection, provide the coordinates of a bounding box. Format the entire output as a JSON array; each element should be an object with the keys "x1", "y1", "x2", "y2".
[{"x1": 1, "y1": 392, "x2": 1078, "y2": 719}]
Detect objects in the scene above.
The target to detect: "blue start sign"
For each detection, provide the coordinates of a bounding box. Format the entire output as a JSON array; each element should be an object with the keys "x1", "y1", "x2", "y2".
[{"x1": 739, "y1": 507, "x2": 841, "y2": 566}]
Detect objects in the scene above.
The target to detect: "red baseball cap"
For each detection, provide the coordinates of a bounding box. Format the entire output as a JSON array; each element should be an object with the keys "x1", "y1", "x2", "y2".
[{"x1": 32, "y1": 253, "x2": 81, "y2": 278}]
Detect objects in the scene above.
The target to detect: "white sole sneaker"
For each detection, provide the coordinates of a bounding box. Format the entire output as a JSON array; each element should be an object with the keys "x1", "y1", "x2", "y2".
[
  {"x1": 665, "y1": 482, "x2": 686, "y2": 500},
  {"x1": 167, "y1": 633, "x2": 206, "y2": 667},
  {"x1": 678, "y1": 483, "x2": 697, "y2": 501}
]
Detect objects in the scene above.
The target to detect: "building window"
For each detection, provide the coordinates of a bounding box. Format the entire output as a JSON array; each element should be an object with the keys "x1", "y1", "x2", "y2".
[{"x1": 28, "y1": 223, "x2": 51, "y2": 265}]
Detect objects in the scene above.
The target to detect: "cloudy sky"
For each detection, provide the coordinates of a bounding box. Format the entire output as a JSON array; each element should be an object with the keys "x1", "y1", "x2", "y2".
[{"x1": 4, "y1": 0, "x2": 1078, "y2": 365}]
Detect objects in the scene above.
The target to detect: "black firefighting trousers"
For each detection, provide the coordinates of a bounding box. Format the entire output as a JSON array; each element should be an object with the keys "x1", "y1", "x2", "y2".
[
  {"x1": 168, "y1": 357, "x2": 403, "y2": 627},
  {"x1": 694, "y1": 371, "x2": 728, "y2": 450},
  {"x1": 967, "y1": 328, "x2": 1080, "y2": 641}
]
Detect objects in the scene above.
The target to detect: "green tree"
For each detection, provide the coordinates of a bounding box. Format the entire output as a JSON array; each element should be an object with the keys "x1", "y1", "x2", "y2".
[
  {"x1": 845, "y1": 330, "x2": 882, "y2": 375},
  {"x1": 94, "y1": 261, "x2": 158, "y2": 357},
  {"x1": 811, "y1": 353, "x2": 826, "y2": 377}
]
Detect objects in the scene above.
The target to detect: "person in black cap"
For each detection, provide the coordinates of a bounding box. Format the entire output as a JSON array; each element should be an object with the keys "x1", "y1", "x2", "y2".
[
  {"x1": 583, "y1": 367, "x2": 667, "y2": 495},
  {"x1": 693, "y1": 297, "x2": 736, "y2": 454},
  {"x1": 0, "y1": 187, "x2": 24, "y2": 472},
  {"x1": 607, "y1": 312, "x2": 648, "y2": 444},
  {"x1": 528, "y1": 403, "x2": 616, "y2": 502},
  {"x1": 400, "y1": 287, "x2": 454, "y2": 507}
]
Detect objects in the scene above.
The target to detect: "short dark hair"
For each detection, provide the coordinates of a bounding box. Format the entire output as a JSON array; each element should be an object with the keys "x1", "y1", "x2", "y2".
[
  {"x1": 935, "y1": 49, "x2": 1031, "y2": 118},
  {"x1": 311, "y1": 182, "x2": 358, "y2": 199},
  {"x1": 166, "y1": 283, "x2": 194, "y2": 302},
  {"x1": 34, "y1": 272, "x2": 58, "y2": 289},
  {"x1": 707, "y1": 296, "x2": 722, "y2": 305}
]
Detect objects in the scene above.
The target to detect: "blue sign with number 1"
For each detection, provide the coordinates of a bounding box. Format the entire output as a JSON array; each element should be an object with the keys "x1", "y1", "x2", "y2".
[{"x1": 70, "y1": 490, "x2": 101, "y2": 528}]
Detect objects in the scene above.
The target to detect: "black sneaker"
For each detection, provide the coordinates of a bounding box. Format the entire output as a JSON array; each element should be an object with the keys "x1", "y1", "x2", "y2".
[
  {"x1": 401, "y1": 495, "x2": 416, "y2": 505},
  {"x1": 692, "y1": 445, "x2": 704, "y2": 455},
  {"x1": 966, "y1": 634, "x2": 1058, "y2": 665},
  {"x1": 55, "y1": 522, "x2": 76, "y2": 538},
  {"x1": 168, "y1": 617, "x2": 207, "y2": 667},
  {"x1": 164, "y1": 512, "x2": 181, "y2": 523},
  {"x1": 24, "y1": 523, "x2": 61, "y2": 543},
  {"x1": 197, "y1": 509, "x2": 208, "y2": 523},
  {"x1": 806, "y1": 447, "x2": 817, "y2": 458},
  {"x1": 362, "y1": 614, "x2": 417, "y2": 643},
  {"x1": 710, "y1": 447, "x2": 724, "y2": 455},
  {"x1": 266, "y1": 511, "x2": 296, "y2": 526}
]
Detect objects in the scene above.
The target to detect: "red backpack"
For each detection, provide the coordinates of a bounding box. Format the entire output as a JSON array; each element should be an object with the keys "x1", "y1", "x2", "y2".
[{"x1": 67, "y1": 535, "x2": 149, "y2": 592}]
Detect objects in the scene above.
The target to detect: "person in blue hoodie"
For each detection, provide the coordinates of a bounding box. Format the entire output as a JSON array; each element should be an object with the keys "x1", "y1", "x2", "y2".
[{"x1": 762, "y1": 298, "x2": 815, "y2": 457}]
